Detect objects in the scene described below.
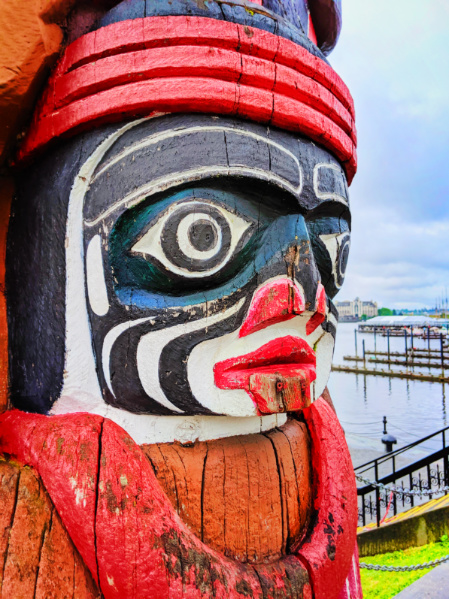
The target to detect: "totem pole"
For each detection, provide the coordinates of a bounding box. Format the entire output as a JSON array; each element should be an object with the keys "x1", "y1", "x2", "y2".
[{"x1": 0, "y1": 0, "x2": 360, "y2": 597}]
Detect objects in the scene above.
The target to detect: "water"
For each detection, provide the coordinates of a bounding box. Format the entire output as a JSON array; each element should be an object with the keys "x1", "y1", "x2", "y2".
[{"x1": 328, "y1": 322, "x2": 448, "y2": 466}]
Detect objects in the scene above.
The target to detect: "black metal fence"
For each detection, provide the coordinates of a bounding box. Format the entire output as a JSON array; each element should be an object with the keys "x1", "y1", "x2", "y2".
[{"x1": 355, "y1": 426, "x2": 449, "y2": 527}]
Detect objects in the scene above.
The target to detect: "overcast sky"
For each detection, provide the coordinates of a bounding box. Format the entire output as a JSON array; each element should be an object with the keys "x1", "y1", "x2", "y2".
[{"x1": 330, "y1": 0, "x2": 449, "y2": 309}]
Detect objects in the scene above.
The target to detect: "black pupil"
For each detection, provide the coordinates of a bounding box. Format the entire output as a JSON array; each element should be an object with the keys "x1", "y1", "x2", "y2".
[{"x1": 188, "y1": 219, "x2": 218, "y2": 252}]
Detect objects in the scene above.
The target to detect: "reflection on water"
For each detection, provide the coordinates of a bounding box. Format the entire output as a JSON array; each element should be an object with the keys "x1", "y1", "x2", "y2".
[{"x1": 329, "y1": 322, "x2": 448, "y2": 462}]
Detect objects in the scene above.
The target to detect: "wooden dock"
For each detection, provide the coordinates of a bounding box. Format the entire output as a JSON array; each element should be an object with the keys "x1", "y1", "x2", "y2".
[
  {"x1": 332, "y1": 364, "x2": 449, "y2": 383},
  {"x1": 344, "y1": 355, "x2": 448, "y2": 369},
  {"x1": 365, "y1": 349, "x2": 449, "y2": 358}
]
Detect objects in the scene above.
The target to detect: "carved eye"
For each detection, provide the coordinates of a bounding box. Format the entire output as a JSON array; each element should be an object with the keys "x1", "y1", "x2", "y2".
[
  {"x1": 319, "y1": 232, "x2": 350, "y2": 288},
  {"x1": 131, "y1": 200, "x2": 254, "y2": 278}
]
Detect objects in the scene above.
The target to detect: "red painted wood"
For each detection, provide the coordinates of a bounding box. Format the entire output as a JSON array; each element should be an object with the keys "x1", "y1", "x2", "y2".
[
  {"x1": 273, "y1": 62, "x2": 355, "y2": 142},
  {"x1": 308, "y1": 13, "x2": 318, "y2": 45},
  {"x1": 56, "y1": 40, "x2": 353, "y2": 137},
  {"x1": 271, "y1": 93, "x2": 356, "y2": 179},
  {"x1": 54, "y1": 46, "x2": 243, "y2": 109},
  {"x1": 0, "y1": 412, "x2": 102, "y2": 586},
  {"x1": 306, "y1": 283, "x2": 327, "y2": 335},
  {"x1": 53, "y1": 44, "x2": 354, "y2": 142},
  {"x1": 275, "y1": 34, "x2": 353, "y2": 118},
  {"x1": 55, "y1": 17, "x2": 353, "y2": 118},
  {"x1": 297, "y1": 398, "x2": 358, "y2": 599},
  {"x1": 214, "y1": 337, "x2": 316, "y2": 389},
  {"x1": 0, "y1": 410, "x2": 315, "y2": 598},
  {"x1": 249, "y1": 368, "x2": 312, "y2": 414},
  {"x1": 337, "y1": 544, "x2": 363, "y2": 599},
  {"x1": 239, "y1": 278, "x2": 305, "y2": 338},
  {"x1": 0, "y1": 403, "x2": 356, "y2": 598},
  {"x1": 59, "y1": 17, "x2": 239, "y2": 74},
  {"x1": 19, "y1": 76, "x2": 356, "y2": 182},
  {"x1": 253, "y1": 556, "x2": 313, "y2": 598},
  {"x1": 52, "y1": 50, "x2": 354, "y2": 138},
  {"x1": 214, "y1": 336, "x2": 316, "y2": 414},
  {"x1": 17, "y1": 16, "x2": 357, "y2": 182}
]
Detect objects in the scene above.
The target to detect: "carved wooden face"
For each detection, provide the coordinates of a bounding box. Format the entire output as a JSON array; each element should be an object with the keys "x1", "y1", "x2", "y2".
[
  {"x1": 8, "y1": 115, "x2": 350, "y2": 440},
  {"x1": 84, "y1": 116, "x2": 350, "y2": 412}
]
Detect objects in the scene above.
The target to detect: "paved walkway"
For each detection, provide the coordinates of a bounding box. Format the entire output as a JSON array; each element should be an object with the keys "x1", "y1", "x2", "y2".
[{"x1": 393, "y1": 562, "x2": 449, "y2": 598}]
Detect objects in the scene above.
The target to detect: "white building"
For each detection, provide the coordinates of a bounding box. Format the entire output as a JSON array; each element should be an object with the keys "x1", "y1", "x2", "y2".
[{"x1": 335, "y1": 297, "x2": 378, "y2": 319}]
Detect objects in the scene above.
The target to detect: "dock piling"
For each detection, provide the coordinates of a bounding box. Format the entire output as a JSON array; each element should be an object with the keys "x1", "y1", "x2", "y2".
[
  {"x1": 441, "y1": 333, "x2": 445, "y2": 374},
  {"x1": 387, "y1": 329, "x2": 391, "y2": 364},
  {"x1": 404, "y1": 329, "x2": 408, "y2": 367}
]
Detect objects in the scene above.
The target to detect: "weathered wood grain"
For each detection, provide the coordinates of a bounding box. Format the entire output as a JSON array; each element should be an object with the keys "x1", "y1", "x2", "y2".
[
  {"x1": 0, "y1": 178, "x2": 11, "y2": 413},
  {"x1": 35, "y1": 508, "x2": 99, "y2": 599},
  {"x1": 142, "y1": 417, "x2": 312, "y2": 563},
  {"x1": 0, "y1": 457, "x2": 100, "y2": 598},
  {"x1": 0, "y1": 459, "x2": 20, "y2": 580},
  {"x1": 1, "y1": 466, "x2": 52, "y2": 598}
]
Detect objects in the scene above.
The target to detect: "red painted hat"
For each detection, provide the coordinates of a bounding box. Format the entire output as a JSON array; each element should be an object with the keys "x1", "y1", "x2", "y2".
[{"x1": 18, "y1": 0, "x2": 357, "y2": 182}]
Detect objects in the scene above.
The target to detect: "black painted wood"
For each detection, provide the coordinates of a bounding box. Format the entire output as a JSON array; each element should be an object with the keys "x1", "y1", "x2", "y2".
[{"x1": 8, "y1": 115, "x2": 349, "y2": 414}]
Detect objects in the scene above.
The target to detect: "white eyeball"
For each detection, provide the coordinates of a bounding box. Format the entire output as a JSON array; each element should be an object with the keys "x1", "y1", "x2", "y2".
[{"x1": 131, "y1": 200, "x2": 254, "y2": 278}]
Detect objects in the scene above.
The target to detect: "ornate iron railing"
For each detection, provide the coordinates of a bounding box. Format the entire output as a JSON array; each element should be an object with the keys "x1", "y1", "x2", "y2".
[{"x1": 355, "y1": 426, "x2": 449, "y2": 527}]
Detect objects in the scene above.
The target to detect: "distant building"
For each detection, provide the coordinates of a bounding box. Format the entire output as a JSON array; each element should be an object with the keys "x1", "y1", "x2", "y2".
[{"x1": 335, "y1": 297, "x2": 378, "y2": 320}]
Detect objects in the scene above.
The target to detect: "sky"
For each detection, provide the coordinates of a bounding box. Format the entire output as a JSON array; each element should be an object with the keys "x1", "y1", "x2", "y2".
[{"x1": 330, "y1": 0, "x2": 449, "y2": 310}]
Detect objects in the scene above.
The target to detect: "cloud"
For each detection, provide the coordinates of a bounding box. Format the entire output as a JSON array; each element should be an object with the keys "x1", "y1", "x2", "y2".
[{"x1": 330, "y1": 0, "x2": 449, "y2": 308}]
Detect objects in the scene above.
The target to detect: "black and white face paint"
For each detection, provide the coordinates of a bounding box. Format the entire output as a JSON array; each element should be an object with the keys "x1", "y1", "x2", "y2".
[{"x1": 8, "y1": 115, "x2": 350, "y2": 443}]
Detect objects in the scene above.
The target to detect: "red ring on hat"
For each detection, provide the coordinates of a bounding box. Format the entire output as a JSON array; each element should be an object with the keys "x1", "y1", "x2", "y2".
[{"x1": 18, "y1": 16, "x2": 357, "y2": 182}]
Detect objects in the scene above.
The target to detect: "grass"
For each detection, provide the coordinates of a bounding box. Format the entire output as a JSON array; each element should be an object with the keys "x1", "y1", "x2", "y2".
[{"x1": 361, "y1": 535, "x2": 449, "y2": 599}]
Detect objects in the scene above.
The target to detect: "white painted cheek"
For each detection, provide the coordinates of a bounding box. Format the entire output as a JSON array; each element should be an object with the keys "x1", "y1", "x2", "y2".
[
  {"x1": 136, "y1": 298, "x2": 246, "y2": 414},
  {"x1": 136, "y1": 329, "x2": 185, "y2": 413},
  {"x1": 313, "y1": 309, "x2": 337, "y2": 398},
  {"x1": 102, "y1": 316, "x2": 156, "y2": 397},
  {"x1": 188, "y1": 312, "x2": 334, "y2": 415},
  {"x1": 188, "y1": 336, "x2": 258, "y2": 417},
  {"x1": 86, "y1": 235, "x2": 109, "y2": 316}
]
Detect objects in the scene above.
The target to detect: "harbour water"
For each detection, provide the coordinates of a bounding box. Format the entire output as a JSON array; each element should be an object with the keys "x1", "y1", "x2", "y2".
[{"x1": 329, "y1": 322, "x2": 448, "y2": 467}]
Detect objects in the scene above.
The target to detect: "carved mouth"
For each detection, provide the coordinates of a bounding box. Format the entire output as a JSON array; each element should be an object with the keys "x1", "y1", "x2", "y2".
[{"x1": 214, "y1": 336, "x2": 317, "y2": 414}]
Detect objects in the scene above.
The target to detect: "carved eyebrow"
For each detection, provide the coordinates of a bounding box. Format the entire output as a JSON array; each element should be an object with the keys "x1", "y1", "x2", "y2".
[
  {"x1": 92, "y1": 125, "x2": 302, "y2": 186},
  {"x1": 85, "y1": 164, "x2": 302, "y2": 227},
  {"x1": 84, "y1": 125, "x2": 305, "y2": 226}
]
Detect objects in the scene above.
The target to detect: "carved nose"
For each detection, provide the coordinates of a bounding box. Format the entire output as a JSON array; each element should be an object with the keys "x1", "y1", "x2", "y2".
[
  {"x1": 306, "y1": 282, "x2": 327, "y2": 335},
  {"x1": 239, "y1": 278, "x2": 306, "y2": 338}
]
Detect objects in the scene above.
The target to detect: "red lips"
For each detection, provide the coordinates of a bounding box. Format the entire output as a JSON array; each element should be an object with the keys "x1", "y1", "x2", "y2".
[{"x1": 214, "y1": 336, "x2": 317, "y2": 414}]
